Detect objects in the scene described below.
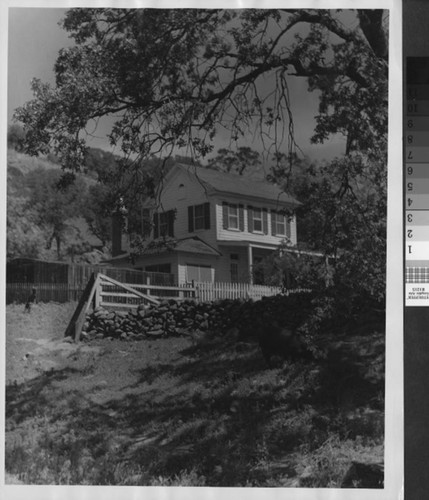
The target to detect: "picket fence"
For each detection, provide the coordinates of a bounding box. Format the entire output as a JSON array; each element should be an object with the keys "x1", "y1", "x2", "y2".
[
  {"x1": 195, "y1": 281, "x2": 282, "y2": 302},
  {"x1": 6, "y1": 280, "x2": 305, "y2": 306}
]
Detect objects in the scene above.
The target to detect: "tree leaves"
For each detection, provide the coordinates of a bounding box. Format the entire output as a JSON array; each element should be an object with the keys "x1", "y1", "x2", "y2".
[{"x1": 15, "y1": 8, "x2": 388, "y2": 182}]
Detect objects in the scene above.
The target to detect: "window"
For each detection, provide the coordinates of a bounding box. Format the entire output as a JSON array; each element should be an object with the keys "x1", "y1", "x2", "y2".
[
  {"x1": 228, "y1": 204, "x2": 239, "y2": 229},
  {"x1": 271, "y1": 211, "x2": 291, "y2": 238},
  {"x1": 252, "y1": 208, "x2": 262, "y2": 232},
  {"x1": 248, "y1": 206, "x2": 268, "y2": 233},
  {"x1": 186, "y1": 264, "x2": 213, "y2": 282},
  {"x1": 153, "y1": 210, "x2": 175, "y2": 238},
  {"x1": 188, "y1": 203, "x2": 210, "y2": 232},
  {"x1": 159, "y1": 212, "x2": 170, "y2": 236},
  {"x1": 194, "y1": 204, "x2": 206, "y2": 230},
  {"x1": 222, "y1": 202, "x2": 244, "y2": 231}
]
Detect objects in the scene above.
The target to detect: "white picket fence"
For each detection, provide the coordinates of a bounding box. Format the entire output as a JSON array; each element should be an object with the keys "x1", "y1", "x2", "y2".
[{"x1": 194, "y1": 281, "x2": 283, "y2": 302}]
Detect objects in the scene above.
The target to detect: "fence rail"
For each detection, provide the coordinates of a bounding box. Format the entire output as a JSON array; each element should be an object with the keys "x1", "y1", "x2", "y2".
[
  {"x1": 7, "y1": 279, "x2": 307, "y2": 306},
  {"x1": 98, "y1": 276, "x2": 197, "y2": 309},
  {"x1": 195, "y1": 281, "x2": 283, "y2": 302},
  {"x1": 7, "y1": 260, "x2": 175, "y2": 287},
  {"x1": 6, "y1": 283, "x2": 85, "y2": 304}
]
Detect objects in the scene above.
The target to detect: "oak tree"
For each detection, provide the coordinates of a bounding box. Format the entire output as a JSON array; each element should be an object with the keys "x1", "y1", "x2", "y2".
[{"x1": 15, "y1": 8, "x2": 388, "y2": 186}]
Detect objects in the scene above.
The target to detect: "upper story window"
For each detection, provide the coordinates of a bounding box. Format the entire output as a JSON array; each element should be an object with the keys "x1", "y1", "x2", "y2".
[
  {"x1": 222, "y1": 202, "x2": 244, "y2": 231},
  {"x1": 228, "y1": 204, "x2": 239, "y2": 229},
  {"x1": 247, "y1": 206, "x2": 268, "y2": 234},
  {"x1": 153, "y1": 209, "x2": 175, "y2": 238},
  {"x1": 271, "y1": 211, "x2": 291, "y2": 238},
  {"x1": 252, "y1": 208, "x2": 263, "y2": 232},
  {"x1": 188, "y1": 203, "x2": 210, "y2": 232}
]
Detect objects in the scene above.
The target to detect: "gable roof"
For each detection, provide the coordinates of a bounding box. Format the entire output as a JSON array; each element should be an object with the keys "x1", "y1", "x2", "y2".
[{"x1": 174, "y1": 164, "x2": 300, "y2": 206}]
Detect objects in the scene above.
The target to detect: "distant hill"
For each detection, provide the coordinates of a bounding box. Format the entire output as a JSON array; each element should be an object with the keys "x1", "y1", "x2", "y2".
[{"x1": 7, "y1": 148, "x2": 110, "y2": 264}]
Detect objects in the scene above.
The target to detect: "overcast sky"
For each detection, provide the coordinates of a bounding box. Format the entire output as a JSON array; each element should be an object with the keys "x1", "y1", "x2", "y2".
[{"x1": 7, "y1": 7, "x2": 347, "y2": 162}]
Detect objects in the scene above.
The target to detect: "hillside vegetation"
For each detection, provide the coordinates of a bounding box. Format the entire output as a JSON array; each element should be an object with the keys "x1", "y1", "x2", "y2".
[
  {"x1": 5, "y1": 296, "x2": 384, "y2": 488},
  {"x1": 7, "y1": 148, "x2": 112, "y2": 264}
]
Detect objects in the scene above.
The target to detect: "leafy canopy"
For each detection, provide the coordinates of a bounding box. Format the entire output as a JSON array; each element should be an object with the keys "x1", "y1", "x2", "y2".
[{"x1": 15, "y1": 8, "x2": 388, "y2": 189}]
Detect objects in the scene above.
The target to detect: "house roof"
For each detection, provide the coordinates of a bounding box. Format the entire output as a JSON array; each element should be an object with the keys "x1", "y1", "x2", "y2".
[{"x1": 174, "y1": 164, "x2": 300, "y2": 206}]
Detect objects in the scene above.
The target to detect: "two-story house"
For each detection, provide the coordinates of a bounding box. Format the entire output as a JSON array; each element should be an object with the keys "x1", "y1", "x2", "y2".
[{"x1": 108, "y1": 164, "x2": 301, "y2": 284}]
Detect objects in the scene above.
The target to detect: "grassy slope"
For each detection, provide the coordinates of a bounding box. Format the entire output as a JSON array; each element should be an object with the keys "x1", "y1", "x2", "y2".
[
  {"x1": 5, "y1": 302, "x2": 384, "y2": 487},
  {"x1": 7, "y1": 149, "x2": 107, "y2": 262}
]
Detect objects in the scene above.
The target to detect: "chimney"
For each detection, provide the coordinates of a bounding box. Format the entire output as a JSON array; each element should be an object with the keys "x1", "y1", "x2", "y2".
[{"x1": 111, "y1": 197, "x2": 128, "y2": 257}]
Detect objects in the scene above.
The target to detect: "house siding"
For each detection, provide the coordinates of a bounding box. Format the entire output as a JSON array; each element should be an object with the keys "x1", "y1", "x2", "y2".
[
  {"x1": 119, "y1": 165, "x2": 301, "y2": 285},
  {"x1": 153, "y1": 169, "x2": 218, "y2": 247},
  {"x1": 214, "y1": 197, "x2": 297, "y2": 246},
  {"x1": 177, "y1": 253, "x2": 219, "y2": 283}
]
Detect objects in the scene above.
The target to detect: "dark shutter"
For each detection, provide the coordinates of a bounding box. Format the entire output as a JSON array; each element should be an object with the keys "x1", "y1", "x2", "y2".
[
  {"x1": 142, "y1": 208, "x2": 151, "y2": 238},
  {"x1": 270, "y1": 210, "x2": 276, "y2": 235},
  {"x1": 286, "y1": 215, "x2": 291, "y2": 239},
  {"x1": 262, "y1": 209, "x2": 268, "y2": 235},
  {"x1": 188, "y1": 206, "x2": 194, "y2": 233},
  {"x1": 168, "y1": 210, "x2": 175, "y2": 237},
  {"x1": 238, "y1": 204, "x2": 244, "y2": 231},
  {"x1": 222, "y1": 202, "x2": 228, "y2": 229},
  {"x1": 204, "y1": 202, "x2": 210, "y2": 229},
  {"x1": 247, "y1": 206, "x2": 253, "y2": 233},
  {"x1": 153, "y1": 212, "x2": 159, "y2": 239}
]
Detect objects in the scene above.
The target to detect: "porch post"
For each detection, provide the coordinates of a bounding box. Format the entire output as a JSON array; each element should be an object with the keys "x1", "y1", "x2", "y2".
[{"x1": 248, "y1": 244, "x2": 253, "y2": 284}]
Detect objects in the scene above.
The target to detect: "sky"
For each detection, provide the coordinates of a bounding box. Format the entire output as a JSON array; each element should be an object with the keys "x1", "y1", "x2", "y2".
[{"x1": 7, "y1": 7, "x2": 347, "y2": 164}]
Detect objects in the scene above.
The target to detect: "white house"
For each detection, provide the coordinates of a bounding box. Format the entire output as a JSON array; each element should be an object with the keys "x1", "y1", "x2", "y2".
[{"x1": 108, "y1": 164, "x2": 301, "y2": 285}]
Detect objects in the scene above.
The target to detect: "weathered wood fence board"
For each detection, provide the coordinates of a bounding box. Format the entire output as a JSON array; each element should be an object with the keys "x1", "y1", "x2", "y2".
[
  {"x1": 195, "y1": 281, "x2": 283, "y2": 302},
  {"x1": 8, "y1": 279, "x2": 307, "y2": 306},
  {"x1": 6, "y1": 283, "x2": 85, "y2": 304}
]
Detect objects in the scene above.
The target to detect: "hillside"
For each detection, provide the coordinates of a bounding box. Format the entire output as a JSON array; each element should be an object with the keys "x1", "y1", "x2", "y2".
[
  {"x1": 7, "y1": 148, "x2": 110, "y2": 264},
  {"x1": 5, "y1": 301, "x2": 384, "y2": 487}
]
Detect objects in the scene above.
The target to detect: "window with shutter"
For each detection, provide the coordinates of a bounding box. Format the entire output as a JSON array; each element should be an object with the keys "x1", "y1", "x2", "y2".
[
  {"x1": 228, "y1": 204, "x2": 239, "y2": 229},
  {"x1": 154, "y1": 210, "x2": 174, "y2": 238},
  {"x1": 188, "y1": 203, "x2": 210, "y2": 232},
  {"x1": 252, "y1": 207, "x2": 262, "y2": 232},
  {"x1": 271, "y1": 211, "x2": 287, "y2": 236}
]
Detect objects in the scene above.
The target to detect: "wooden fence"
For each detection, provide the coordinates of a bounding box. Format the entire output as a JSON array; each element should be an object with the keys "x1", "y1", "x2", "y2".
[
  {"x1": 7, "y1": 259, "x2": 175, "y2": 287},
  {"x1": 6, "y1": 283, "x2": 85, "y2": 304},
  {"x1": 97, "y1": 274, "x2": 196, "y2": 310},
  {"x1": 7, "y1": 279, "x2": 306, "y2": 306},
  {"x1": 195, "y1": 281, "x2": 283, "y2": 302}
]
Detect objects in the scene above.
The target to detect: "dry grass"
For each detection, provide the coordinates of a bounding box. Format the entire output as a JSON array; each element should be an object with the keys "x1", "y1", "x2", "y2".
[{"x1": 5, "y1": 302, "x2": 384, "y2": 487}]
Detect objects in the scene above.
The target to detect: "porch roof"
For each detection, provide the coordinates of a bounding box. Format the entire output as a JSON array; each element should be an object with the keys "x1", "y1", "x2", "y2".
[{"x1": 103, "y1": 237, "x2": 221, "y2": 264}]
